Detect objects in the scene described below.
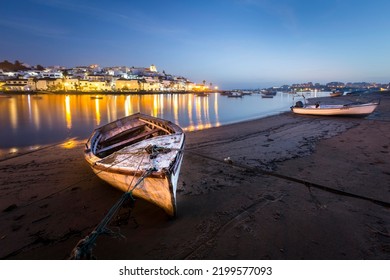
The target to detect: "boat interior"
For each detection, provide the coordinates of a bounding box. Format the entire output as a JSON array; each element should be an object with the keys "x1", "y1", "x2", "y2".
[{"x1": 90, "y1": 117, "x2": 177, "y2": 158}]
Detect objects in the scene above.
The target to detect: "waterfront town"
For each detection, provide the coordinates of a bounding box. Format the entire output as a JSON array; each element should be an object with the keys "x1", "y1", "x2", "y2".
[
  {"x1": 1, "y1": 60, "x2": 389, "y2": 94},
  {"x1": 0, "y1": 60, "x2": 213, "y2": 93}
]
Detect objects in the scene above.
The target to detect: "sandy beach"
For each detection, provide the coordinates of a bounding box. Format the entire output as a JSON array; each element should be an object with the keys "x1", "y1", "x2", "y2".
[{"x1": 1, "y1": 93, "x2": 389, "y2": 260}]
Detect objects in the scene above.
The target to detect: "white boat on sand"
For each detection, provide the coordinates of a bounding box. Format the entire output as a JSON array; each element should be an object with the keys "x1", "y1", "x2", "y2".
[
  {"x1": 84, "y1": 113, "x2": 185, "y2": 216},
  {"x1": 291, "y1": 101, "x2": 379, "y2": 116}
]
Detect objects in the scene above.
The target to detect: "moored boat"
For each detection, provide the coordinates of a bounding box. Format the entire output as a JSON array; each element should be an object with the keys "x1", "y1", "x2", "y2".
[
  {"x1": 330, "y1": 90, "x2": 343, "y2": 97},
  {"x1": 261, "y1": 89, "x2": 277, "y2": 96},
  {"x1": 291, "y1": 101, "x2": 379, "y2": 116},
  {"x1": 227, "y1": 91, "x2": 243, "y2": 98},
  {"x1": 196, "y1": 92, "x2": 209, "y2": 97},
  {"x1": 84, "y1": 113, "x2": 185, "y2": 216}
]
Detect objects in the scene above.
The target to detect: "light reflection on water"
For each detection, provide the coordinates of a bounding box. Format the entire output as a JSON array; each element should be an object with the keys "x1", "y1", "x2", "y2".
[{"x1": 0, "y1": 92, "x2": 329, "y2": 157}]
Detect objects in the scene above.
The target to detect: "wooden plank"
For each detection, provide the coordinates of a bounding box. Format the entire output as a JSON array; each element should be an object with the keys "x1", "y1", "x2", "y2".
[
  {"x1": 96, "y1": 128, "x2": 160, "y2": 155},
  {"x1": 100, "y1": 124, "x2": 146, "y2": 145}
]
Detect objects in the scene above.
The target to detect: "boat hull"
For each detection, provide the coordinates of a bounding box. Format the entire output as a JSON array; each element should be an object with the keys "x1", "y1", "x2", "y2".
[
  {"x1": 84, "y1": 113, "x2": 185, "y2": 216},
  {"x1": 292, "y1": 103, "x2": 378, "y2": 116},
  {"x1": 89, "y1": 155, "x2": 183, "y2": 216}
]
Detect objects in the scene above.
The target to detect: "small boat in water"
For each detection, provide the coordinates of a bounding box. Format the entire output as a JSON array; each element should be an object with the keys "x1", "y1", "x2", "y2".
[
  {"x1": 196, "y1": 92, "x2": 209, "y2": 97},
  {"x1": 291, "y1": 101, "x2": 379, "y2": 117},
  {"x1": 261, "y1": 89, "x2": 277, "y2": 96},
  {"x1": 330, "y1": 90, "x2": 343, "y2": 97},
  {"x1": 227, "y1": 91, "x2": 243, "y2": 98},
  {"x1": 84, "y1": 113, "x2": 185, "y2": 216}
]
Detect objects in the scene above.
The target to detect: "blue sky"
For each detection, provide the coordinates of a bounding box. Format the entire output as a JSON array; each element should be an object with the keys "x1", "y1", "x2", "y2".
[{"x1": 2, "y1": 0, "x2": 390, "y2": 89}]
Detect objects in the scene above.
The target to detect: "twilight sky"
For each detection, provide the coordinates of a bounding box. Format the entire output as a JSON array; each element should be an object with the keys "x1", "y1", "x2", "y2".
[{"x1": 2, "y1": 0, "x2": 390, "y2": 89}]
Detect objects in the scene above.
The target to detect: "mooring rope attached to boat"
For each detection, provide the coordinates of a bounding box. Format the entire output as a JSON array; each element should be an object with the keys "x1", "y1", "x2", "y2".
[
  {"x1": 185, "y1": 149, "x2": 390, "y2": 209},
  {"x1": 69, "y1": 166, "x2": 155, "y2": 260},
  {"x1": 124, "y1": 149, "x2": 149, "y2": 193},
  {"x1": 69, "y1": 144, "x2": 174, "y2": 259}
]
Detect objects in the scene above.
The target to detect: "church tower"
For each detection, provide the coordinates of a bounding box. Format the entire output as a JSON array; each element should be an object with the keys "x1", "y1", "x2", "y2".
[{"x1": 149, "y1": 64, "x2": 157, "y2": 72}]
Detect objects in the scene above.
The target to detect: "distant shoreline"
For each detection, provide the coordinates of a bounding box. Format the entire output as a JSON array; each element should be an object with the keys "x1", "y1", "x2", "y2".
[{"x1": 0, "y1": 90, "x2": 223, "y2": 95}]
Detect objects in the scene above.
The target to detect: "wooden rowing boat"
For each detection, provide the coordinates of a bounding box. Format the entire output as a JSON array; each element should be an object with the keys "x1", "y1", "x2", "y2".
[
  {"x1": 291, "y1": 101, "x2": 379, "y2": 116},
  {"x1": 84, "y1": 113, "x2": 185, "y2": 216}
]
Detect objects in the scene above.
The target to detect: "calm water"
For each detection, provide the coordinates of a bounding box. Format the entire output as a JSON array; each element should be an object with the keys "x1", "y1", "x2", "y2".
[{"x1": 0, "y1": 91, "x2": 329, "y2": 157}]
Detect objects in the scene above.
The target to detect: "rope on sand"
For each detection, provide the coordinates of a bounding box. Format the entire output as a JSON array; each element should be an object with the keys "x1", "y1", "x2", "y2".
[
  {"x1": 69, "y1": 144, "x2": 173, "y2": 259},
  {"x1": 69, "y1": 167, "x2": 155, "y2": 260},
  {"x1": 186, "y1": 149, "x2": 390, "y2": 209}
]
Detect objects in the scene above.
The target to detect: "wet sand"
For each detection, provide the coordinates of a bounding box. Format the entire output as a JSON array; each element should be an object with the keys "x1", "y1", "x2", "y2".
[{"x1": 1, "y1": 93, "x2": 389, "y2": 260}]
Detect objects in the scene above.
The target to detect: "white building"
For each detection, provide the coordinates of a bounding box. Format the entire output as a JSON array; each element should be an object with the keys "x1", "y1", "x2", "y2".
[{"x1": 41, "y1": 72, "x2": 63, "y2": 79}]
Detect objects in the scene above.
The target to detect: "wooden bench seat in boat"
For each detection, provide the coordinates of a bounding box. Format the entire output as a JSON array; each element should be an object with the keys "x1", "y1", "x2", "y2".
[
  {"x1": 99, "y1": 124, "x2": 147, "y2": 146},
  {"x1": 96, "y1": 128, "x2": 161, "y2": 155}
]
